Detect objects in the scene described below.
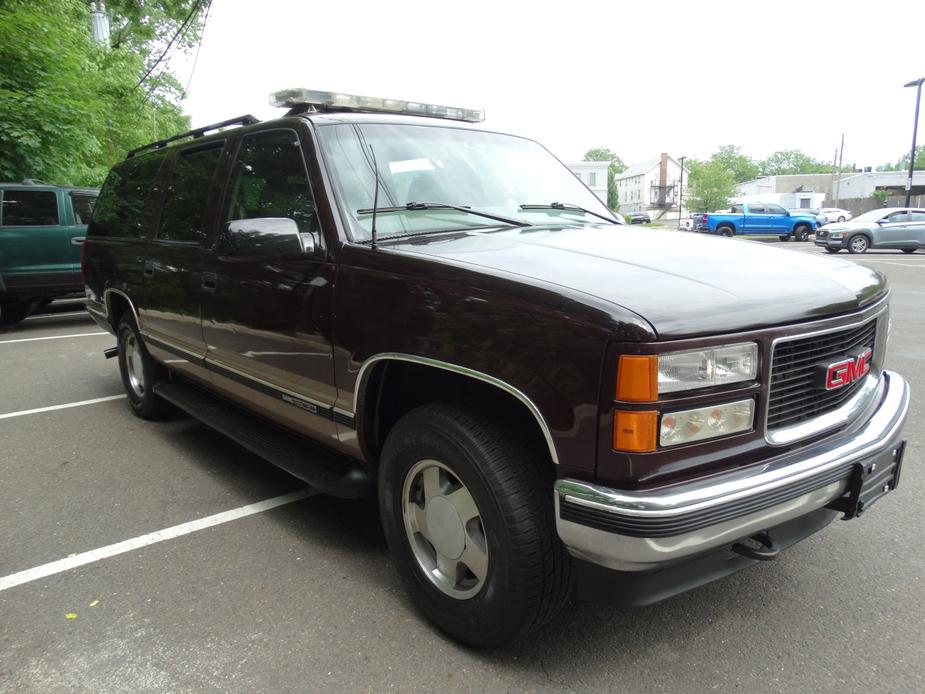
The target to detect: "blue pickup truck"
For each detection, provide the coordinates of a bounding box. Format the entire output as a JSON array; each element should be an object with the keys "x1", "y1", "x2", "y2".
[{"x1": 697, "y1": 203, "x2": 820, "y2": 241}]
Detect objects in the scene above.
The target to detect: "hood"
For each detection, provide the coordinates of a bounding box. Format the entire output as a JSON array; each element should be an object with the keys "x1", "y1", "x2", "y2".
[
  {"x1": 822, "y1": 220, "x2": 873, "y2": 232},
  {"x1": 386, "y1": 225, "x2": 887, "y2": 339}
]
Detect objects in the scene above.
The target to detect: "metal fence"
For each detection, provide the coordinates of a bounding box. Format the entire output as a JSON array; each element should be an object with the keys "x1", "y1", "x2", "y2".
[{"x1": 824, "y1": 195, "x2": 925, "y2": 216}]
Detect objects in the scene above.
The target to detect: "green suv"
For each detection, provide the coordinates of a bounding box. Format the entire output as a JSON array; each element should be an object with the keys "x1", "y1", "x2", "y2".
[{"x1": 0, "y1": 180, "x2": 98, "y2": 325}]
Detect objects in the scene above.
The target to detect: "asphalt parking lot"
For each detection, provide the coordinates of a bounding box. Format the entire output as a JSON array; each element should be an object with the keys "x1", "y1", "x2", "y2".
[{"x1": 1, "y1": 244, "x2": 923, "y2": 693}]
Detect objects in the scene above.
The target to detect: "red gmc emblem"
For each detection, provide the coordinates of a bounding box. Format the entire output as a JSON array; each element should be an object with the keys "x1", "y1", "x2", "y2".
[{"x1": 821, "y1": 349, "x2": 872, "y2": 390}]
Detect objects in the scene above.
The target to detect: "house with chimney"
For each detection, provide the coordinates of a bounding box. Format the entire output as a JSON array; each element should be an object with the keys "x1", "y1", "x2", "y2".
[{"x1": 615, "y1": 153, "x2": 688, "y2": 219}]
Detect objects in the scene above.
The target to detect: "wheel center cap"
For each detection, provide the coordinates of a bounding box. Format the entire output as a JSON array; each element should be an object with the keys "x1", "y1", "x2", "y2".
[{"x1": 425, "y1": 497, "x2": 465, "y2": 559}]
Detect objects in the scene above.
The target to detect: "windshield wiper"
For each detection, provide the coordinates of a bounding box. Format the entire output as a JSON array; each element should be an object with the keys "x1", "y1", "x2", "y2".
[
  {"x1": 519, "y1": 202, "x2": 624, "y2": 225},
  {"x1": 357, "y1": 202, "x2": 532, "y2": 228}
]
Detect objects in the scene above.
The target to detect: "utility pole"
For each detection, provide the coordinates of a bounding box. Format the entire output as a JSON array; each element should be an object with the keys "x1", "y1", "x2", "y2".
[
  {"x1": 677, "y1": 156, "x2": 686, "y2": 230},
  {"x1": 89, "y1": 1, "x2": 110, "y2": 46},
  {"x1": 833, "y1": 134, "x2": 844, "y2": 209},
  {"x1": 903, "y1": 78, "x2": 924, "y2": 207}
]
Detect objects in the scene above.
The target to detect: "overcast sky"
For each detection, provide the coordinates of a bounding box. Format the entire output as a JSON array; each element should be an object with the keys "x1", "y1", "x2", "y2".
[{"x1": 172, "y1": 0, "x2": 924, "y2": 169}]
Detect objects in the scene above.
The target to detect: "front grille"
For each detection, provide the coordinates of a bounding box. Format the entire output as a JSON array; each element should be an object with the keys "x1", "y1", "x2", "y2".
[{"x1": 767, "y1": 319, "x2": 877, "y2": 430}]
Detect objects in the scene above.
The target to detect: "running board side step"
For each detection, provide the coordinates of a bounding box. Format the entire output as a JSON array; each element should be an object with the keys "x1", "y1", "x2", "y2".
[{"x1": 153, "y1": 380, "x2": 373, "y2": 499}]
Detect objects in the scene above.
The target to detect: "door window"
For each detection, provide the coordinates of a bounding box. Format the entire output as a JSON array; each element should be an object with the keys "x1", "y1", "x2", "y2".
[
  {"x1": 223, "y1": 129, "x2": 320, "y2": 237},
  {"x1": 908, "y1": 212, "x2": 925, "y2": 222},
  {"x1": 886, "y1": 212, "x2": 909, "y2": 223},
  {"x1": 766, "y1": 204, "x2": 787, "y2": 215},
  {"x1": 158, "y1": 145, "x2": 224, "y2": 243},
  {"x1": 748, "y1": 204, "x2": 766, "y2": 214},
  {"x1": 70, "y1": 193, "x2": 97, "y2": 225},
  {"x1": 1, "y1": 190, "x2": 59, "y2": 226},
  {"x1": 90, "y1": 152, "x2": 167, "y2": 238}
]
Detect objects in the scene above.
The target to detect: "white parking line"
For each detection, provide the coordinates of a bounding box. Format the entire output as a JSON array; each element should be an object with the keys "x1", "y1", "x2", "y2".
[
  {"x1": 0, "y1": 394, "x2": 126, "y2": 420},
  {"x1": 858, "y1": 259, "x2": 925, "y2": 268},
  {"x1": 0, "y1": 489, "x2": 315, "y2": 593},
  {"x1": 0, "y1": 332, "x2": 107, "y2": 345}
]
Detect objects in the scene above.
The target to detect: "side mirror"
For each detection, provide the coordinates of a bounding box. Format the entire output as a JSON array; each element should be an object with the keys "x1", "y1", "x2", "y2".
[{"x1": 222, "y1": 218, "x2": 314, "y2": 256}]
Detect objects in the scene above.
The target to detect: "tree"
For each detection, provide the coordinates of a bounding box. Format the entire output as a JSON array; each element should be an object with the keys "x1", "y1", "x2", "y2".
[
  {"x1": 686, "y1": 160, "x2": 736, "y2": 212},
  {"x1": 759, "y1": 150, "x2": 831, "y2": 176},
  {"x1": 0, "y1": 0, "x2": 200, "y2": 186},
  {"x1": 583, "y1": 147, "x2": 626, "y2": 210},
  {"x1": 880, "y1": 146, "x2": 925, "y2": 172},
  {"x1": 711, "y1": 145, "x2": 760, "y2": 183}
]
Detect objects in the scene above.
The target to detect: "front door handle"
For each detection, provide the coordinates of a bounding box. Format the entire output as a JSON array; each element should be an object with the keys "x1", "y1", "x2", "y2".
[
  {"x1": 143, "y1": 260, "x2": 155, "y2": 277},
  {"x1": 202, "y1": 272, "x2": 217, "y2": 291},
  {"x1": 70, "y1": 236, "x2": 85, "y2": 246}
]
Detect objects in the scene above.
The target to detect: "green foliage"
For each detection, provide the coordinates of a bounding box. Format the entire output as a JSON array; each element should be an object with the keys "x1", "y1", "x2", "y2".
[
  {"x1": 0, "y1": 0, "x2": 194, "y2": 186},
  {"x1": 880, "y1": 145, "x2": 925, "y2": 172},
  {"x1": 582, "y1": 148, "x2": 626, "y2": 210},
  {"x1": 686, "y1": 160, "x2": 736, "y2": 212},
  {"x1": 871, "y1": 189, "x2": 891, "y2": 204},
  {"x1": 710, "y1": 145, "x2": 760, "y2": 183},
  {"x1": 758, "y1": 150, "x2": 834, "y2": 176}
]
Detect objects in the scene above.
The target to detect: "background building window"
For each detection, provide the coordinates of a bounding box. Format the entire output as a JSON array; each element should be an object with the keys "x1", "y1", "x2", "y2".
[{"x1": 589, "y1": 172, "x2": 597, "y2": 186}]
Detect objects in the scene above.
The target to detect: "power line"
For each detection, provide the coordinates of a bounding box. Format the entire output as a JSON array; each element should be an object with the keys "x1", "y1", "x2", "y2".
[
  {"x1": 181, "y1": 0, "x2": 213, "y2": 100},
  {"x1": 135, "y1": 0, "x2": 204, "y2": 89}
]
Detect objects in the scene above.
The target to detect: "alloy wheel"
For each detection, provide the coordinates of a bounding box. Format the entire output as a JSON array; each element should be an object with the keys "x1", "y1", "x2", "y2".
[{"x1": 402, "y1": 459, "x2": 489, "y2": 599}]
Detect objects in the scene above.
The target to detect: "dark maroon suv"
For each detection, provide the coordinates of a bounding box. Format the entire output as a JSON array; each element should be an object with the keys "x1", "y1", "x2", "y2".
[{"x1": 82, "y1": 89, "x2": 910, "y2": 646}]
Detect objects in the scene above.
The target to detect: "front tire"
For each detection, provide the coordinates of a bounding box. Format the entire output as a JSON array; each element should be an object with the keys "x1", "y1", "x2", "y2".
[
  {"x1": 0, "y1": 298, "x2": 35, "y2": 326},
  {"x1": 825, "y1": 247, "x2": 840, "y2": 254},
  {"x1": 794, "y1": 224, "x2": 811, "y2": 242},
  {"x1": 837, "y1": 216, "x2": 846, "y2": 222},
  {"x1": 379, "y1": 403, "x2": 571, "y2": 646},
  {"x1": 117, "y1": 315, "x2": 171, "y2": 419},
  {"x1": 847, "y1": 234, "x2": 869, "y2": 254},
  {"x1": 901, "y1": 248, "x2": 916, "y2": 254}
]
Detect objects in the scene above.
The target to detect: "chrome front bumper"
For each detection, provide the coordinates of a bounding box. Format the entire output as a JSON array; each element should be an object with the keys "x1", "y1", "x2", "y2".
[{"x1": 555, "y1": 370, "x2": 910, "y2": 572}]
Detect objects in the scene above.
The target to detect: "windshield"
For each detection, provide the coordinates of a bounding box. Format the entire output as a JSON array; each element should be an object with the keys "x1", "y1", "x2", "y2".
[
  {"x1": 852, "y1": 209, "x2": 895, "y2": 222},
  {"x1": 316, "y1": 123, "x2": 613, "y2": 241}
]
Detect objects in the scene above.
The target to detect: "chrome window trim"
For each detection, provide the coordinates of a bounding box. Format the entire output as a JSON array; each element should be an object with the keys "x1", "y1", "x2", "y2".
[
  {"x1": 764, "y1": 299, "x2": 889, "y2": 445},
  {"x1": 352, "y1": 353, "x2": 560, "y2": 465}
]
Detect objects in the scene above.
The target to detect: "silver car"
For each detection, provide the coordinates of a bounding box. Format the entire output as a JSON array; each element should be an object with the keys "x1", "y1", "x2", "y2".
[{"x1": 815, "y1": 207, "x2": 925, "y2": 254}]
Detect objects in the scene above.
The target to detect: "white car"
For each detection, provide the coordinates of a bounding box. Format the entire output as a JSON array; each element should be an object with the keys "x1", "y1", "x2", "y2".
[{"x1": 819, "y1": 207, "x2": 852, "y2": 223}]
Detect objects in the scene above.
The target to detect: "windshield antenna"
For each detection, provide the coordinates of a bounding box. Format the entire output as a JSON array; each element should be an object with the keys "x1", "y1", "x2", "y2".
[{"x1": 368, "y1": 144, "x2": 380, "y2": 249}]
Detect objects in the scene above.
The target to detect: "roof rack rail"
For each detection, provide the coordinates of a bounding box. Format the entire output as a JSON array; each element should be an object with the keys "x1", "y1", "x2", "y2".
[
  {"x1": 21, "y1": 178, "x2": 50, "y2": 185},
  {"x1": 126, "y1": 114, "x2": 260, "y2": 158}
]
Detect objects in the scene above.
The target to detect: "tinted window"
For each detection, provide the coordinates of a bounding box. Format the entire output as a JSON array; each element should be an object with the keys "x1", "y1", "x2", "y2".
[
  {"x1": 766, "y1": 204, "x2": 787, "y2": 215},
  {"x1": 1, "y1": 190, "x2": 58, "y2": 226},
  {"x1": 223, "y1": 129, "x2": 319, "y2": 236},
  {"x1": 158, "y1": 145, "x2": 223, "y2": 243},
  {"x1": 90, "y1": 153, "x2": 167, "y2": 238},
  {"x1": 909, "y1": 211, "x2": 925, "y2": 222},
  {"x1": 748, "y1": 204, "x2": 765, "y2": 213},
  {"x1": 887, "y1": 212, "x2": 909, "y2": 223},
  {"x1": 71, "y1": 193, "x2": 97, "y2": 225}
]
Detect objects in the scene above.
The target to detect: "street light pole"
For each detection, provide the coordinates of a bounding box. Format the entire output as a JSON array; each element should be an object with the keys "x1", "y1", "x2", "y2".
[
  {"x1": 677, "y1": 156, "x2": 686, "y2": 230},
  {"x1": 904, "y1": 77, "x2": 924, "y2": 207}
]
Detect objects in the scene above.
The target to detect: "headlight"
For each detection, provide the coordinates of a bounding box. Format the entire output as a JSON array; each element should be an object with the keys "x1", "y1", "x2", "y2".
[
  {"x1": 829, "y1": 231, "x2": 844, "y2": 239},
  {"x1": 659, "y1": 399, "x2": 755, "y2": 446},
  {"x1": 657, "y1": 343, "x2": 757, "y2": 394}
]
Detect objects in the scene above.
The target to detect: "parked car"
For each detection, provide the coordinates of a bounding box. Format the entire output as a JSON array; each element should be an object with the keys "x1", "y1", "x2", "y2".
[
  {"x1": 83, "y1": 89, "x2": 909, "y2": 647},
  {"x1": 819, "y1": 207, "x2": 853, "y2": 223},
  {"x1": 788, "y1": 207, "x2": 826, "y2": 226},
  {"x1": 815, "y1": 207, "x2": 925, "y2": 253},
  {"x1": 0, "y1": 180, "x2": 98, "y2": 325},
  {"x1": 703, "y1": 203, "x2": 819, "y2": 240},
  {"x1": 627, "y1": 212, "x2": 651, "y2": 224}
]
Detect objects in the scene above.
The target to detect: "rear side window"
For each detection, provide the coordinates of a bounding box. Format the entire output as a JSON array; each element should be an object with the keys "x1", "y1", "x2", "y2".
[
  {"x1": 71, "y1": 193, "x2": 97, "y2": 225},
  {"x1": 1, "y1": 190, "x2": 59, "y2": 226},
  {"x1": 90, "y1": 153, "x2": 166, "y2": 238},
  {"x1": 223, "y1": 129, "x2": 320, "y2": 235},
  {"x1": 157, "y1": 145, "x2": 223, "y2": 244},
  {"x1": 730, "y1": 204, "x2": 743, "y2": 213},
  {"x1": 909, "y1": 212, "x2": 925, "y2": 222}
]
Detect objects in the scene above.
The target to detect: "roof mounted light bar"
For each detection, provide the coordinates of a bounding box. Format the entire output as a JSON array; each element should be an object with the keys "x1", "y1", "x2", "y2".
[{"x1": 269, "y1": 88, "x2": 485, "y2": 123}]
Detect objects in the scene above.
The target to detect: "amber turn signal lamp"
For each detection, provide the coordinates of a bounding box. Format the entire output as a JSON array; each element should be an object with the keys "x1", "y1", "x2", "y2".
[
  {"x1": 613, "y1": 410, "x2": 658, "y2": 452},
  {"x1": 616, "y1": 355, "x2": 658, "y2": 402}
]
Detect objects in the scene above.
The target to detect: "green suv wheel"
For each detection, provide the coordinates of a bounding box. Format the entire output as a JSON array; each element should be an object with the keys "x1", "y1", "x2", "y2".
[
  {"x1": 378, "y1": 403, "x2": 571, "y2": 647},
  {"x1": 0, "y1": 298, "x2": 35, "y2": 326}
]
